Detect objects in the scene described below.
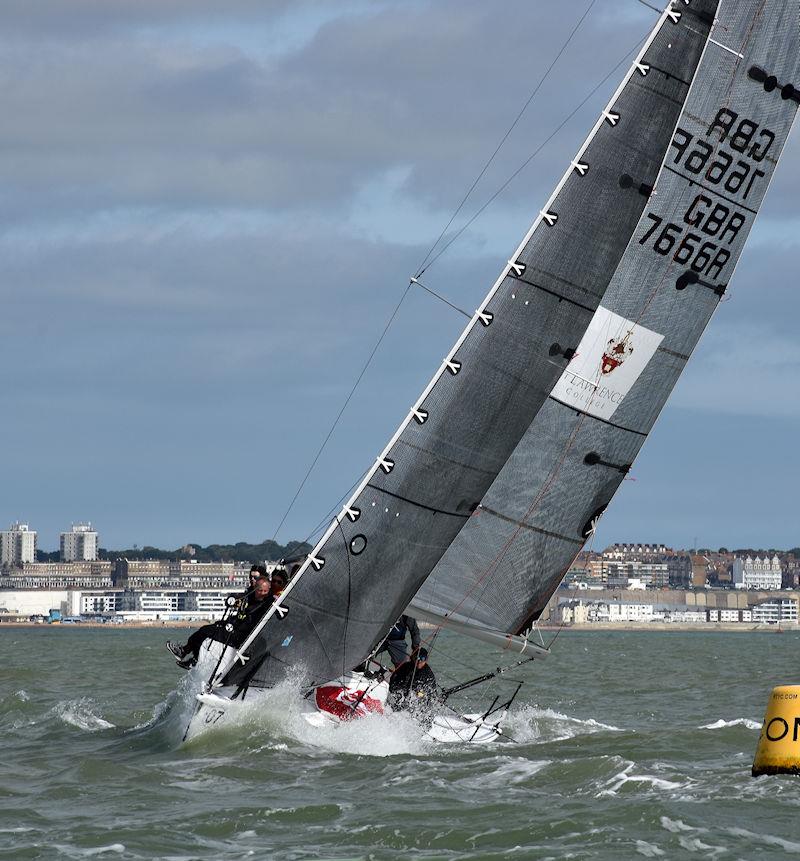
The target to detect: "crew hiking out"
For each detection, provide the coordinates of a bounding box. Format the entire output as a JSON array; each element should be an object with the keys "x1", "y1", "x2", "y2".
[{"x1": 166, "y1": 575, "x2": 279, "y2": 669}]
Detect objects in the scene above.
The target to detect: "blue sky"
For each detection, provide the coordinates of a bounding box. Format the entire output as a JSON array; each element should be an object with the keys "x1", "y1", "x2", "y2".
[{"x1": 2, "y1": 1, "x2": 798, "y2": 552}]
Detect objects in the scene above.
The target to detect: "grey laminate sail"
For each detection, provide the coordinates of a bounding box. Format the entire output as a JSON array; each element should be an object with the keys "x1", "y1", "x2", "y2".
[
  {"x1": 414, "y1": 0, "x2": 800, "y2": 639},
  {"x1": 220, "y1": 3, "x2": 717, "y2": 689}
]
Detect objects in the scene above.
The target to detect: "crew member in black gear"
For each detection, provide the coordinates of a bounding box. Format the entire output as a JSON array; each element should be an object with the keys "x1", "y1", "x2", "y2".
[
  {"x1": 229, "y1": 563, "x2": 267, "y2": 610},
  {"x1": 377, "y1": 614, "x2": 421, "y2": 667},
  {"x1": 166, "y1": 576, "x2": 274, "y2": 669},
  {"x1": 388, "y1": 648, "x2": 440, "y2": 713}
]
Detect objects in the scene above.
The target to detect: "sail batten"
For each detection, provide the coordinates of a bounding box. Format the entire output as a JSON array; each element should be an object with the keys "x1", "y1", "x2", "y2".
[{"x1": 221, "y1": 2, "x2": 732, "y2": 690}]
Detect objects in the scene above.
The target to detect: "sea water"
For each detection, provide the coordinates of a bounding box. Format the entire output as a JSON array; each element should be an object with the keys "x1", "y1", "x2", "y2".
[{"x1": 1, "y1": 626, "x2": 798, "y2": 860}]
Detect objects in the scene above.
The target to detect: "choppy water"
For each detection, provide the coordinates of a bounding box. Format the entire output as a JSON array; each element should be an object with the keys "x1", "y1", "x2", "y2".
[{"x1": 1, "y1": 626, "x2": 799, "y2": 860}]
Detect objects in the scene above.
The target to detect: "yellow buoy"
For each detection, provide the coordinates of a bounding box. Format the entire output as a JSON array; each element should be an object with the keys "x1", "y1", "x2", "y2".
[{"x1": 752, "y1": 685, "x2": 800, "y2": 776}]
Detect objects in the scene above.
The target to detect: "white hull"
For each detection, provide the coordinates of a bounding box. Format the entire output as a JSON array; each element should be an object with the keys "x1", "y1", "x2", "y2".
[
  {"x1": 427, "y1": 712, "x2": 506, "y2": 744},
  {"x1": 184, "y1": 691, "x2": 239, "y2": 739}
]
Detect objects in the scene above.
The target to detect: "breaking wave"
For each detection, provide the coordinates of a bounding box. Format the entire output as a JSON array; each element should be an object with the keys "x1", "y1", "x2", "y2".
[
  {"x1": 598, "y1": 761, "x2": 689, "y2": 796},
  {"x1": 51, "y1": 843, "x2": 126, "y2": 858},
  {"x1": 184, "y1": 673, "x2": 434, "y2": 757},
  {"x1": 54, "y1": 699, "x2": 115, "y2": 732},
  {"x1": 699, "y1": 717, "x2": 761, "y2": 730},
  {"x1": 505, "y1": 705, "x2": 623, "y2": 744}
]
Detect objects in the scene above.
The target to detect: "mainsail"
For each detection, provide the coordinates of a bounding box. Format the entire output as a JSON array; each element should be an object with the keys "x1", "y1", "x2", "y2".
[
  {"x1": 413, "y1": 0, "x2": 800, "y2": 640},
  {"x1": 220, "y1": 2, "x2": 720, "y2": 690}
]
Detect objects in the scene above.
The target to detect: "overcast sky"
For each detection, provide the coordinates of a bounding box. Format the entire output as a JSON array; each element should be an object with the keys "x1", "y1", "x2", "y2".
[{"x1": 2, "y1": 0, "x2": 798, "y2": 552}]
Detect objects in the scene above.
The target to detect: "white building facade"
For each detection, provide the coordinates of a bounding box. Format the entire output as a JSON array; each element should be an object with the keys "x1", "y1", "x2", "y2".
[
  {"x1": 732, "y1": 555, "x2": 782, "y2": 590},
  {"x1": 751, "y1": 599, "x2": 798, "y2": 624},
  {"x1": 0, "y1": 522, "x2": 37, "y2": 567}
]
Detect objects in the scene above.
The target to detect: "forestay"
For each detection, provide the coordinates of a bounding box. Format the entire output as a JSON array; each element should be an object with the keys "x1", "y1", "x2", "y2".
[
  {"x1": 414, "y1": 0, "x2": 800, "y2": 638},
  {"x1": 220, "y1": 3, "x2": 717, "y2": 690}
]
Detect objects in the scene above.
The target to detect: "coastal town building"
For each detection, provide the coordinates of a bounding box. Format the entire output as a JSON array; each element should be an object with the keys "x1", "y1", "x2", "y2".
[
  {"x1": 0, "y1": 522, "x2": 37, "y2": 567},
  {"x1": 0, "y1": 561, "x2": 113, "y2": 589},
  {"x1": 595, "y1": 544, "x2": 688, "y2": 589},
  {"x1": 68, "y1": 589, "x2": 123, "y2": 616},
  {"x1": 556, "y1": 591, "x2": 797, "y2": 626},
  {"x1": 605, "y1": 561, "x2": 670, "y2": 589},
  {"x1": 707, "y1": 607, "x2": 753, "y2": 623},
  {"x1": 60, "y1": 523, "x2": 98, "y2": 562},
  {"x1": 603, "y1": 543, "x2": 672, "y2": 560},
  {"x1": 117, "y1": 587, "x2": 234, "y2": 617},
  {"x1": 780, "y1": 554, "x2": 800, "y2": 589},
  {"x1": 732, "y1": 555, "x2": 782, "y2": 590},
  {"x1": 750, "y1": 598, "x2": 798, "y2": 624},
  {"x1": 690, "y1": 555, "x2": 712, "y2": 587},
  {"x1": 666, "y1": 555, "x2": 693, "y2": 588},
  {"x1": 558, "y1": 599, "x2": 710, "y2": 624},
  {"x1": 114, "y1": 559, "x2": 253, "y2": 589}
]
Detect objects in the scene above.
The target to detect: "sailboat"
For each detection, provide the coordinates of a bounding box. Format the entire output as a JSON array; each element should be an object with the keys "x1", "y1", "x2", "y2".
[{"x1": 183, "y1": 0, "x2": 800, "y2": 743}]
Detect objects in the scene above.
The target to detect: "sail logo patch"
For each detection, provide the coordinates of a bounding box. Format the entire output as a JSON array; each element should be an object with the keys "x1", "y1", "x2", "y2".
[
  {"x1": 551, "y1": 306, "x2": 663, "y2": 421},
  {"x1": 601, "y1": 332, "x2": 634, "y2": 375}
]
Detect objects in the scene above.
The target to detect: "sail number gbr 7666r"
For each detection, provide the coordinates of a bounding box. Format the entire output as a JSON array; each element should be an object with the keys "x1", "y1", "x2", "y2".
[{"x1": 638, "y1": 108, "x2": 775, "y2": 283}]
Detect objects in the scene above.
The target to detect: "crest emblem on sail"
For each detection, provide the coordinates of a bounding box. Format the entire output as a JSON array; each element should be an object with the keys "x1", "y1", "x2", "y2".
[
  {"x1": 601, "y1": 332, "x2": 634, "y2": 374},
  {"x1": 550, "y1": 306, "x2": 663, "y2": 421}
]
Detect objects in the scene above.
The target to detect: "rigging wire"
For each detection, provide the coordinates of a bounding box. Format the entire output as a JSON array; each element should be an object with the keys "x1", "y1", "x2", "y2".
[
  {"x1": 417, "y1": 37, "x2": 648, "y2": 276},
  {"x1": 270, "y1": 283, "x2": 412, "y2": 541},
  {"x1": 414, "y1": 0, "x2": 598, "y2": 278},
  {"x1": 410, "y1": 277, "x2": 471, "y2": 319}
]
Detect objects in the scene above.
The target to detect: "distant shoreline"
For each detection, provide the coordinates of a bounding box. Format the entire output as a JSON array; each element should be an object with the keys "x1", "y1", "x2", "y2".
[
  {"x1": 539, "y1": 622, "x2": 794, "y2": 633},
  {"x1": 1, "y1": 620, "x2": 795, "y2": 633},
  {"x1": 0, "y1": 620, "x2": 199, "y2": 628}
]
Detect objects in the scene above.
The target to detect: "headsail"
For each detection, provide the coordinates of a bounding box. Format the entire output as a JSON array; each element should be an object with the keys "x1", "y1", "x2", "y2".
[
  {"x1": 221, "y1": 3, "x2": 720, "y2": 689},
  {"x1": 413, "y1": 0, "x2": 800, "y2": 639}
]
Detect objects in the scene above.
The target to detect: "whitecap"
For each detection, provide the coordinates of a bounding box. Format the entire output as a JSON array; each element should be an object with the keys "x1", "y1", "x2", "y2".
[
  {"x1": 699, "y1": 717, "x2": 761, "y2": 730},
  {"x1": 636, "y1": 840, "x2": 666, "y2": 857},
  {"x1": 81, "y1": 845, "x2": 126, "y2": 857},
  {"x1": 660, "y1": 816, "x2": 706, "y2": 834},
  {"x1": 506, "y1": 704, "x2": 623, "y2": 744},
  {"x1": 677, "y1": 835, "x2": 727, "y2": 856},
  {"x1": 14, "y1": 689, "x2": 30, "y2": 702},
  {"x1": 448, "y1": 755, "x2": 551, "y2": 790},
  {"x1": 51, "y1": 844, "x2": 125, "y2": 857},
  {"x1": 726, "y1": 826, "x2": 800, "y2": 853},
  {"x1": 55, "y1": 699, "x2": 115, "y2": 732},
  {"x1": 599, "y1": 763, "x2": 685, "y2": 796}
]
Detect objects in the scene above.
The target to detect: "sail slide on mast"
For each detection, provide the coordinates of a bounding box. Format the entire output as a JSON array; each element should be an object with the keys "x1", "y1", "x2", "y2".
[
  {"x1": 217, "y1": 2, "x2": 722, "y2": 693},
  {"x1": 415, "y1": 0, "x2": 800, "y2": 641}
]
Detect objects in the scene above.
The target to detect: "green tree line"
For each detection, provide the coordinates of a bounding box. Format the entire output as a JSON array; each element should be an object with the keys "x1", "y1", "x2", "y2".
[{"x1": 37, "y1": 539, "x2": 311, "y2": 563}]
